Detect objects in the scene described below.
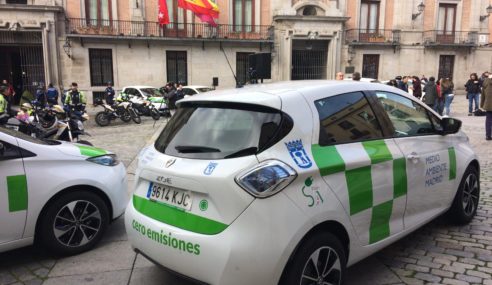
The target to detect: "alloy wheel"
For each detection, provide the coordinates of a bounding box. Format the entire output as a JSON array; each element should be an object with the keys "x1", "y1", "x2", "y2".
[
  {"x1": 53, "y1": 200, "x2": 102, "y2": 247},
  {"x1": 300, "y1": 246, "x2": 342, "y2": 285},
  {"x1": 462, "y1": 172, "x2": 479, "y2": 216}
]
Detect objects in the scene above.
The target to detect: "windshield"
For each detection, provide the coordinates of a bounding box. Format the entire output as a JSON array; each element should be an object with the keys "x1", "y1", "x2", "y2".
[
  {"x1": 0, "y1": 126, "x2": 60, "y2": 145},
  {"x1": 141, "y1": 88, "x2": 164, "y2": 97},
  {"x1": 155, "y1": 102, "x2": 291, "y2": 159},
  {"x1": 196, "y1": 88, "x2": 214, "y2": 93}
]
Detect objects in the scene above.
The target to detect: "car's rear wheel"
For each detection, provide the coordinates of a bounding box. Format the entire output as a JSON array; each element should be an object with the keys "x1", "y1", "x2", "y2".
[
  {"x1": 280, "y1": 232, "x2": 346, "y2": 285},
  {"x1": 447, "y1": 165, "x2": 480, "y2": 224},
  {"x1": 38, "y1": 191, "x2": 109, "y2": 256}
]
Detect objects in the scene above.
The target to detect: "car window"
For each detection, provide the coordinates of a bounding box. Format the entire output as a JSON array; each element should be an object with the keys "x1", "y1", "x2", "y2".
[
  {"x1": 375, "y1": 92, "x2": 436, "y2": 137},
  {"x1": 183, "y1": 88, "x2": 196, "y2": 95},
  {"x1": 155, "y1": 102, "x2": 292, "y2": 159},
  {"x1": 314, "y1": 92, "x2": 383, "y2": 146},
  {"x1": 141, "y1": 88, "x2": 164, "y2": 97},
  {"x1": 196, "y1": 88, "x2": 214, "y2": 93},
  {"x1": 0, "y1": 126, "x2": 57, "y2": 145},
  {"x1": 0, "y1": 141, "x2": 22, "y2": 161}
]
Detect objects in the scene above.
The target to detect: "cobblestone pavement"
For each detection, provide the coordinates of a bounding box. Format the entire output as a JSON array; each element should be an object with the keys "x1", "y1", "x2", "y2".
[{"x1": 1, "y1": 95, "x2": 492, "y2": 285}]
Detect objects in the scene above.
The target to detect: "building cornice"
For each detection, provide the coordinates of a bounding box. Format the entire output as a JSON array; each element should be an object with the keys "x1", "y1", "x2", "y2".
[
  {"x1": 273, "y1": 15, "x2": 350, "y2": 22},
  {"x1": 0, "y1": 4, "x2": 63, "y2": 13}
]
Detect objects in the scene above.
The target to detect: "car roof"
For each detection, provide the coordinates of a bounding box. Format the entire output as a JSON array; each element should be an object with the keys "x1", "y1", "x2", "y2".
[
  {"x1": 179, "y1": 80, "x2": 410, "y2": 109},
  {"x1": 122, "y1": 86, "x2": 156, "y2": 89},
  {"x1": 183, "y1": 85, "x2": 212, "y2": 89}
]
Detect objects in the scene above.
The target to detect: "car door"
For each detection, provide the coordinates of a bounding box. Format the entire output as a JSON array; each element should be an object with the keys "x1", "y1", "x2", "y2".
[
  {"x1": 371, "y1": 91, "x2": 456, "y2": 228},
  {"x1": 309, "y1": 91, "x2": 407, "y2": 246},
  {"x1": 0, "y1": 135, "x2": 28, "y2": 244}
]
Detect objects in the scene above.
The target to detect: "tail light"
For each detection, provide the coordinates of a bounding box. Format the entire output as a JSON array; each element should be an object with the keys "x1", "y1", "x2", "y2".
[{"x1": 235, "y1": 160, "x2": 297, "y2": 198}]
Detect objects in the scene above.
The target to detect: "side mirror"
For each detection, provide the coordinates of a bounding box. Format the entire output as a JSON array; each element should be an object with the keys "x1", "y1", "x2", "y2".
[{"x1": 441, "y1": 117, "x2": 462, "y2": 135}]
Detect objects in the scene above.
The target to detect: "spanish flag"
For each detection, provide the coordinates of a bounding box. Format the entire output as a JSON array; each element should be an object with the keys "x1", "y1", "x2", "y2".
[{"x1": 178, "y1": 0, "x2": 219, "y2": 26}]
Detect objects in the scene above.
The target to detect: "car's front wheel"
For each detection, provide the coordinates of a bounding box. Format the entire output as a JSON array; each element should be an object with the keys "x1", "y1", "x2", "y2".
[
  {"x1": 448, "y1": 165, "x2": 480, "y2": 224},
  {"x1": 38, "y1": 191, "x2": 109, "y2": 255},
  {"x1": 280, "y1": 232, "x2": 346, "y2": 285}
]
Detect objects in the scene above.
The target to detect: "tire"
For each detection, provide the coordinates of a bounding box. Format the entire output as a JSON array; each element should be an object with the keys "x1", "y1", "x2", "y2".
[
  {"x1": 77, "y1": 140, "x2": 93, "y2": 146},
  {"x1": 95, "y1": 112, "x2": 110, "y2": 127},
  {"x1": 130, "y1": 109, "x2": 141, "y2": 124},
  {"x1": 447, "y1": 165, "x2": 480, "y2": 224},
  {"x1": 280, "y1": 232, "x2": 346, "y2": 285},
  {"x1": 120, "y1": 109, "x2": 132, "y2": 123},
  {"x1": 150, "y1": 108, "x2": 160, "y2": 121},
  {"x1": 38, "y1": 191, "x2": 109, "y2": 256}
]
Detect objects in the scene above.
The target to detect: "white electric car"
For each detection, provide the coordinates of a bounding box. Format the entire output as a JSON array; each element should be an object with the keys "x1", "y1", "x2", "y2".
[
  {"x1": 1, "y1": 127, "x2": 128, "y2": 255},
  {"x1": 125, "y1": 81, "x2": 479, "y2": 285}
]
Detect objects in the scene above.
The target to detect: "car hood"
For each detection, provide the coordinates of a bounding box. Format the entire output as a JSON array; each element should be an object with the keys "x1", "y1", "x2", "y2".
[{"x1": 55, "y1": 142, "x2": 111, "y2": 158}]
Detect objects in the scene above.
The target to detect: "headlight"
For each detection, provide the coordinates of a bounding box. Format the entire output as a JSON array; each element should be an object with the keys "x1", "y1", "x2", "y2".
[
  {"x1": 235, "y1": 160, "x2": 297, "y2": 198},
  {"x1": 87, "y1": 154, "x2": 119, "y2": 166},
  {"x1": 77, "y1": 120, "x2": 84, "y2": 131}
]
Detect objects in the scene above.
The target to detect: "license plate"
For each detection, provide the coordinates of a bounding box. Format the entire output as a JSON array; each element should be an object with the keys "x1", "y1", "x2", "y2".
[{"x1": 147, "y1": 182, "x2": 193, "y2": 211}]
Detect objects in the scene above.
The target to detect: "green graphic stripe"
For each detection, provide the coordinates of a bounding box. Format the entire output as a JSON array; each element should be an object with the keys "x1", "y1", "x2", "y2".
[
  {"x1": 369, "y1": 200, "x2": 393, "y2": 244},
  {"x1": 448, "y1": 147, "x2": 456, "y2": 180},
  {"x1": 393, "y1": 158, "x2": 407, "y2": 198},
  {"x1": 7, "y1": 175, "x2": 28, "y2": 212},
  {"x1": 133, "y1": 195, "x2": 228, "y2": 235},
  {"x1": 362, "y1": 140, "x2": 393, "y2": 165},
  {"x1": 77, "y1": 145, "x2": 107, "y2": 157},
  {"x1": 346, "y1": 166, "x2": 373, "y2": 215},
  {"x1": 311, "y1": 144, "x2": 346, "y2": 176}
]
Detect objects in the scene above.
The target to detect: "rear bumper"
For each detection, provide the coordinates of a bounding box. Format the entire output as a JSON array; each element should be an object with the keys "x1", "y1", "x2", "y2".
[{"x1": 125, "y1": 193, "x2": 309, "y2": 285}]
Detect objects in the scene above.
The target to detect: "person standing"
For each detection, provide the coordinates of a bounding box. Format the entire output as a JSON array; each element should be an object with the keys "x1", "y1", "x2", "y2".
[
  {"x1": 35, "y1": 84, "x2": 47, "y2": 107},
  {"x1": 465, "y1": 73, "x2": 481, "y2": 116},
  {"x1": 397, "y1": 76, "x2": 409, "y2": 92},
  {"x1": 0, "y1": 85, "x2": 10, "y2": 124},
  {"x1": 64, "y1": 82, "x2": 86, "y2": 113},
  {"x1": 412, "y1": 76, "x2": 422, "y2": 99},
  {"x1": 336, "y1": 72, "x2": 344, "y2": 80},
  {"x1": 480, "y1": 75, "x2": 492, "y2": 140},
  {"x1": 423, "y1": 77, "x2": 438, "y2": 109},
  {"x1": 46, "y1": 83, "x2": 59, "y2": 106},
  {"x1": 105, "y1": 82, "x2": 115, "y2": 105},
  {"x1": 441, "y1": 78, "x2": 454, "y2": 116},
  {"x1": 352, "y1": 72, "x2": 361, "y2": 81}
]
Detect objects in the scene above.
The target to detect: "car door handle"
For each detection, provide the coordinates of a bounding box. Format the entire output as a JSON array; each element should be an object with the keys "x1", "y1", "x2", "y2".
[{"x1": 407, "y1": 152, "x2": 420, "y2": 161}]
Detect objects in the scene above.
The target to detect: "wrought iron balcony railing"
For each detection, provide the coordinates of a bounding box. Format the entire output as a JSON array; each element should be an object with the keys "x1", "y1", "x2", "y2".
[
  {"x1": 65, "y1": 18, "x2": 273, "y2": 41},
  {"x1": 345, "y1": 29, "x2": 401, "y2": 45},
  {"x1": 423, "y1": 30, "x2": 478, "y2": 46}
]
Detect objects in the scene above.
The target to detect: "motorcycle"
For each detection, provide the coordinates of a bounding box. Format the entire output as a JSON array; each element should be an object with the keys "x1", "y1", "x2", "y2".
[
  {"x1": 129, "y1": 96, "x2": 160, "y2": 120},
  {"x1": 94, "y1": 97, "x2": 141, "y2": 127}
]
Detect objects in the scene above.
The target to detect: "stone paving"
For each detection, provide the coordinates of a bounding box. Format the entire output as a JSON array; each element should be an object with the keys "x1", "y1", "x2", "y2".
[{"x1": 1, "y1": 94, "x2": 492, "y2": 285}]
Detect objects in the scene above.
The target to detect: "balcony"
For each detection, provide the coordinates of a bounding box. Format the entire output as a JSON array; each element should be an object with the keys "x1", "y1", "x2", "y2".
[
  {"x1": 345, "y1": 29, "x2": 400, "y2": 46},
  {"x1": 423, "y1": 30, "x2": 478, "y2": 48},
  {"x1": 65, "y1": 18, "x2": 273, "y2": 42}
]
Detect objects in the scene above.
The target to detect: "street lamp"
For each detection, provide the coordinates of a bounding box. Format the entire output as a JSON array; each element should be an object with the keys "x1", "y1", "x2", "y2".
[
  {"x1": 63, "y1": 38, "x2": 72, "y2": 59},
  {"x1": 479, "y1": 4, "x2": 492, "y2": 22},
  {"x1": 412, "y1": 2, "x2": 426, "y2": 20}
]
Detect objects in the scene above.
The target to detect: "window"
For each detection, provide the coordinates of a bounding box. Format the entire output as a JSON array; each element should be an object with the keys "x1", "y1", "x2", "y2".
[
  {"x1": 302, "y1": 6, "x2": 317, "y2": 16},
  {"x1": 85, "y1": 0, "x2": 112, "y2": 26},
  {"x1": 236, "y1": 52, "x2": 254, "y2": 86},
  {"x1": 233, "y1": 0, "x2": 255, "y2": 32},
  {"x1": 183, "y1": 88, "x2": 197, "y2": 95},
  {"x1": 166, "y1": 0, "x2": 186, "y2": 29},
  {"x1": 360, "y1": 1, "x2": 380, "y2": 33},
  {"x1": 375, "y1": 92, "x2": 436, "y2": 137},
  {"x1": 89, "y1": 49, "x2": 114, "y2": 87},
  {"x1": 315, "y1": 92, "x2": 383, "y2": 146},
  {"x1": 166, "y1": 51, "x2": 187, "y2": 85},
  {"x1": 6, "y1": 0, "x2": 27, "y2": 4},
  {"x1": 438, "y1": 4, "x2": 456, "y2": 35},
  {"x1": 362, "y1": 54, "x2": 380, "y2": 79}
]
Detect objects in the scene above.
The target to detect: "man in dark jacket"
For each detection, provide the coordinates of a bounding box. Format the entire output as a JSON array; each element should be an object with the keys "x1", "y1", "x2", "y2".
[
  {"x1": 397, "y1": 76, "x2": 409, "y2": 92},
  {"x1": 480, "y1": 75, "x2": 492, "y2": 140},
  {"x1": 423, "y1": 77, "x2": 438, "y2": 109}
]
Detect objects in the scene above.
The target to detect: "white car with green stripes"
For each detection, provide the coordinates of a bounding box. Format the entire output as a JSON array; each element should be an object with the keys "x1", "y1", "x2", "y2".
[
  {"x1": 125, "y1": 81, "x2": 479, "y2": 285},
  {"x1": 0, "y1": 127, "x2": 128, "y2": 255}
]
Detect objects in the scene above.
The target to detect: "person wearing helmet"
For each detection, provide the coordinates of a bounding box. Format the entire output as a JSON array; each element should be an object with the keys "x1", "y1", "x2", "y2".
[
  {"x1": 0, "y1": 84, "x2": 10, "y2": 124},
  {"x1": 64, "y1": 82, "x2": 86, "y2": 114}
]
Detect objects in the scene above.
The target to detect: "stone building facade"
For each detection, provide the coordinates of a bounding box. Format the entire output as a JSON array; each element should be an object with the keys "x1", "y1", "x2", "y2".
[{"x1": 0, "y1": 0, "x2": 491, "y2": 102}]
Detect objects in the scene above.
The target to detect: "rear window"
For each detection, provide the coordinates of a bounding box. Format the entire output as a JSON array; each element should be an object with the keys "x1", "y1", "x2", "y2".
[
  {"x1": 154, "y1": 102, "x2": 292, "y2": 159},
  {"x1": 196, "y1": 88, "x2": 214, "y2": 93}
]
